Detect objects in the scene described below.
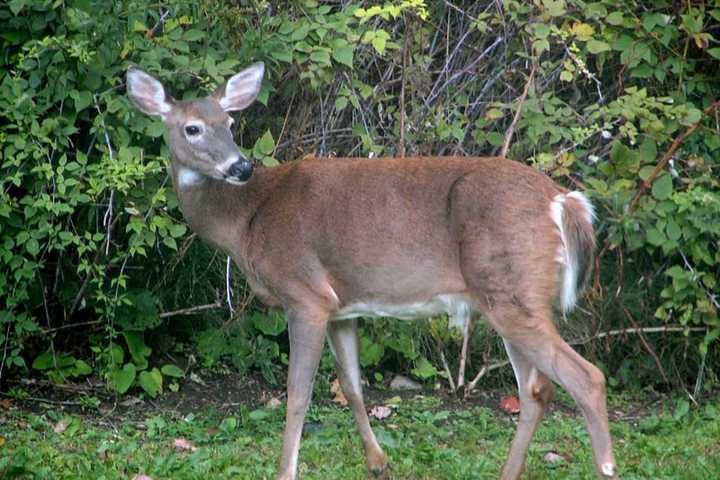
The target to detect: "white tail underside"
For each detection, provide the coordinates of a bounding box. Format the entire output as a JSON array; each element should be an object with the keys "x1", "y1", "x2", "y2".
[{"x1": 550, "y1": 191, "x2": 595, "y2": 313}]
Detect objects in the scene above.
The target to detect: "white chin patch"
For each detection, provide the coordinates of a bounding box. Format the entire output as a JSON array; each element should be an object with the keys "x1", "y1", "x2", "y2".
[
  {"x1": 178, "y1": 167, "x2": 202, "y2": 187},
  {"x1": 224, "y1": 177, "x2": 247, "y2": 186}
]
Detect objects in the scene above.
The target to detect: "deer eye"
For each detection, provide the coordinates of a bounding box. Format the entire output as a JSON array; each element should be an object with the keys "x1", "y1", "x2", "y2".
[{"x1": 185, "y1": 125, "x2": 201, "y2": 136}]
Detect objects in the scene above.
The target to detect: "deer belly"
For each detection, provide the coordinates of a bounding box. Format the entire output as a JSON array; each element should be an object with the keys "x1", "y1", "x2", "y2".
[{"x1": 333, "y1": 294, "x2": 471, "y2": 329}]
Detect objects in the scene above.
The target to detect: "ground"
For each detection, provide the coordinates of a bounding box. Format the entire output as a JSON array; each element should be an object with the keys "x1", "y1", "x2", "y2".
[{"x1": 1, "y1": 373, "x2": 719, "y2": 479}]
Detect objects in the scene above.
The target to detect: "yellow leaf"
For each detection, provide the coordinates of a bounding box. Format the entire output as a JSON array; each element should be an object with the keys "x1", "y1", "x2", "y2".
[{"x1": 571, "y1": 22, "x2": 595, "y2": 41}]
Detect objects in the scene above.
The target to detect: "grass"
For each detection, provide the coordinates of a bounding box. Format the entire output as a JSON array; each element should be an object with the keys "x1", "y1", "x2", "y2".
[{"x1": 1, "y1": 392, "x2": 719, "y2": 479}]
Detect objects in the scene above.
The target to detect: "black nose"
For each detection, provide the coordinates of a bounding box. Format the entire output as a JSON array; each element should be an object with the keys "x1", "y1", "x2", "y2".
[{"x1": 228, "y1": 159, "x2": 253, "y2": 182}]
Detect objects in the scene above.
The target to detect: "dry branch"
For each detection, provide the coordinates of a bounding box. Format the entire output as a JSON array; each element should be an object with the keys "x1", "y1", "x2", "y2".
[
  {"x1": 627, "y1": 98, "x2": 720, "y2": 214},
  {"x1": 500, "y1": 62, "x2": 537, "y2": 158},
  {"x1": 463, "y1": 324, "x2": 707, "y2": 398}
]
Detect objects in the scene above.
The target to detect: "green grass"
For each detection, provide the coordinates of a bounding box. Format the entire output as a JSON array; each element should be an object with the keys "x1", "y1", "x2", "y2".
[{"x1": 1, "y1": 394, "x2": 719, "y2": 479}]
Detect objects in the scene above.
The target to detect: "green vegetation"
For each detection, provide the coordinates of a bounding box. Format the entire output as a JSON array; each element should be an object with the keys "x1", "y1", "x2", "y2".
[
  {"x1": 2, "y1": 394, "x2": 719, "y2": 479},
  {"x1": 0, "y1": 0, "x2": 718, "y2": 399}
]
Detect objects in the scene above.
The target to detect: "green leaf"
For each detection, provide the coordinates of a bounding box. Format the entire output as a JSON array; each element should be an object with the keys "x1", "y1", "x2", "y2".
[
  {"x1": 646, "y1": 228, "x2": 666, "y2": 247},
  {"x1": 560, "y1": 70, "x2": 573, "y2": 82},
  {"x1": 709, "y1": 48, "x2": 720, "y2": 60},
  {"x1": 123, "y1": 330, "x2": 151, "y2": 370},
  {"x1": 586, "y1": 40, "x2": 610, "y2": 54},
  {"x1": 139, "y1": 368, "x2": 163, "y2": 398},
  {"x1": 310, "y1": 50, "x2": 331, "y2": 65},
  {"x1": 606, "y1": 12, "x2": 624, "y2": 25},
  {"x1": 411, "y1": 356, "x2": 438, "y2": 379},
  {"x1": 168, "y1": 223, "x2": 187, "y2": 238},
  {"x1": 110, "y1": 363, "x2": 136, "y2": 394},
  {"x1": 485, "y1": 108, "x2": 504, "y2": 120},
  {"x1": 32, "y1": 350, "x2": 54, "y2": 370},
  {"x1": 332, "y1": 42, "x2": 354, "y2": 68},
  {"x1": 161, "y1": 364, "x2": 185, "y2": 378},
  {"x1": 26, "y1": 238, "x2": 40, "y2": 256},
  {"x1": 609, "y1": 141, "x2": 637, "y2": 174},
  {"x1": 8, "y1": 0, "x2": 26, "y2": 16},
  {"x1": 183, "y1": 29, "x2": 204, "y2": 41},
  {"x1": 219, "y1": 416, "x2": 237, "y2": 433},
  {"x1": 651, "y1": 174, "x2": 673, "y2": 200},
  {"x1": 73, "y1": 359, "x2": 92, "y2": 376},
  {"x1": 254, "y1": 130, "x2": 275, "y2": 157},
  {"x1": 252, "y1": 312, "x2": 287, "y2": 336},
  {"x1": 249, "y1": 409, "x2": 270, "y2": 421},
  {"x1": 334, "y1": 96, "x2": 348, "y2": 111}
]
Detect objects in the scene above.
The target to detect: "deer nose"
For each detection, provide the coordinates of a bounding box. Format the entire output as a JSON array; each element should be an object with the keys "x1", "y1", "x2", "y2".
[{"x1": 228, "y1": 159, "x2": 253, "y2": 182}]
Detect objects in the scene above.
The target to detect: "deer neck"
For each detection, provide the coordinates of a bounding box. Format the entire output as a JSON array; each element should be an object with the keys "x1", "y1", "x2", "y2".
[{"x1": 170, "y1": 162, "x2": 273, "y2": 256}]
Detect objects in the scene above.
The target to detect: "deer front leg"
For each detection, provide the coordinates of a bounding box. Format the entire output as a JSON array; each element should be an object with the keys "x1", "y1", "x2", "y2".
[
  {"x1": 327, "y1": 319, "x2": 389, "y2": 476},
  {"x1": 277, "y1": 307, "x2": 328, "y2": 480}
]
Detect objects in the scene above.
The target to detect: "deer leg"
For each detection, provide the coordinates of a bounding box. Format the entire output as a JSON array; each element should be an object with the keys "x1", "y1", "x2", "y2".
[
  {"x1": 500, "y1": 339, "x2": 555, "y2": 480},
  {"x1": 494, "y1": 317, "x2": 616, "y2": 480},
  {"x1": 277, "y1": 307, "x2": 328, "y2": 480},
  {"x1": 327, "y1": 319, "x2": 389, "y2": 476}
]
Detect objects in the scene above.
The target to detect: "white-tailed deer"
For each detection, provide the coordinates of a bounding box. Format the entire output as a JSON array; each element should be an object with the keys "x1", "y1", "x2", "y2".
[{"x1": 127, "y1": 63, "x2": 617, "y2": 479}]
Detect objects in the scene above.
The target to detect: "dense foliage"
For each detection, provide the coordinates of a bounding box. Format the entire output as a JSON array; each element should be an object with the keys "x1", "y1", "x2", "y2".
[{"x1": 0, "y1": 0, "x2": 718, "y2": 397}]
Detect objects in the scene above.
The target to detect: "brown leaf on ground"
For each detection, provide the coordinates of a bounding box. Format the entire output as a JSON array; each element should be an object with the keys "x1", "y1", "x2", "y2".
[
  {"x1": 368, "y1": 405, "x2": 392, "y2": 420},
  {"x1": 172, "y1": 438, "x2": 197, "y2": 452},
  {"x1": 499, "y1": 395, "x2": 521, "y2": 414},
  {"x1": 0, "y1": 398, "x2": 13, "y2": 410},
  {"x1": 53, "y1": 420, "x2": 69, "y2": 434},
  {"x1": 543, "y1": 451, "x2": 565, "y2": 464},
  {"x1": 330, "y1": 378, "x2": 348, "y2": 406},
  {"x1": 266, "y1": 396, "x2": 282, "y2": 409}
]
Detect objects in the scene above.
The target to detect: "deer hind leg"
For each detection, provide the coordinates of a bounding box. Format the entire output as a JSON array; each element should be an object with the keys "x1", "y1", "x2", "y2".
[
  {"x1": 500, "y1": 339, "x2": 555, "y2": 480},
  {"x1": 277, "y1": 306, "x2": 328, "y2": 480},
  {"x1": 327, "y1": 319, "x2": 389, "y2": 476},
  {"x1": 484, "y1": 306, "x2": 617, "y2": 480}
]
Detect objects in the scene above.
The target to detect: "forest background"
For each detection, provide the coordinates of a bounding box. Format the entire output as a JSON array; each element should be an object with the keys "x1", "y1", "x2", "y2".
[{"x1": 0, "y1": 0, "x2": 719, "y2": 403}]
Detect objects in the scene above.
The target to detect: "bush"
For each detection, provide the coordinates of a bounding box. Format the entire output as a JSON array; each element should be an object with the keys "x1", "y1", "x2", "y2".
[{"x1": 1, "y1": 0, "x2": 718, "y2": 395}]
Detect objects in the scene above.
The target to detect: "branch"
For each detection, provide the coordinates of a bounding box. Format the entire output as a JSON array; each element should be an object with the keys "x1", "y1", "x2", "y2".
[
  {"x1": 463, "y1": 324, "x2": 707, "y2": 398},
  {"x1": 627, "y1": 99, "x2": 720, "y2": 215},
  {"x1": 159, "y1": 302, "x2": 223, "y2": 319},
  {"x1": 500, "y1": 62, "x2": 537, "y2": 158}
]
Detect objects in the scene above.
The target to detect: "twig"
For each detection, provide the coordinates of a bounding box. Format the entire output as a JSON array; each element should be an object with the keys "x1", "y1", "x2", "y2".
[
  {"x1": 226, "y1": 256, "x2": 235, "y2": 314},
  {"x1": 464, "y1": 359, "x2": 509, "y2": 398},
  {"x1": 159, "y1": 302, "x2": 223, "y2": 319},
  {"x1": 463, "y1": 324, "x2": 707, "y2": 397},
  {"x1": 622, "y1": 305, "x2": 670, "y2": 385},
  {"x1": 398, "y1": 16, "x2": 410, "y2": 157},
  {"x1": 456, "y1": 316, "x2": 471, "y2": 389},
  {"x1": 500, "y1": 62, "x2": 537, "y2": 158},
  {"x1": 273, "y1": 91, "x2": 296, "y2": 159},
  {"x1": 0, "y1": 324, "x2": 10, "y2": 387},
  {"x1": 627, "y1": 99, "x2": 720, "y2": 215},
  {"x1": 41, "y1": 320, "x2": 103, "y2": 335},
  {"x1": 439, "y1": 349, "x2": 457, "y2": 392}
]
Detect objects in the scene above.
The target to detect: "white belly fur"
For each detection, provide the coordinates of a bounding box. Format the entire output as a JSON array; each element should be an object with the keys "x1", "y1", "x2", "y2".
[{"x1": 333, "y1": 294, "x2": 471, "y2": 330}]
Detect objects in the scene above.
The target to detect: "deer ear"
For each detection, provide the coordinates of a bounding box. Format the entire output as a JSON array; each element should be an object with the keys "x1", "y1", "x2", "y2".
[
  {"x1": 215, "y1": 62, "x2": 265, "y2": 112},
  {"x1": 126, "y1": 67, "x2": 173, "y2": 118}
]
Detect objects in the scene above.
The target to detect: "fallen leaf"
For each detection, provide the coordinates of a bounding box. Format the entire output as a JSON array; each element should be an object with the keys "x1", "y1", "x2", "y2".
[
  {"x1": 369, "y1": 405, "x2": 392, "y2": 420},
  {"x1": 0, "y1": 398, "x2": 13, "y2": 410},
  {"x1": 0, "y1": 435, "x2": 6, "y2": 447},
  {"x1": 500, "y1": 395, "x2": 521, "y2": 414},
  {"x1": 172, "y1": 438, "x2": 197, "y2": 452},
  {"x1": 266, "y1": 397, "x2": 282, "y2": 409},
  {"x1": 544, "y1": 451, "x2": 565, "y2": 464},
  {"x1": 53, "y1": 420, "x2": 69, "y2": 434},
  {"x1": 330, "y1": 378, "x2": 348, "y2": 406}
]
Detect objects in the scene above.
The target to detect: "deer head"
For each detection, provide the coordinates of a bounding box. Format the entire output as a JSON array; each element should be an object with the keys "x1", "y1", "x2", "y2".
[{"x1": 126, "y1": 63, "x2": 265, "y2": 185}]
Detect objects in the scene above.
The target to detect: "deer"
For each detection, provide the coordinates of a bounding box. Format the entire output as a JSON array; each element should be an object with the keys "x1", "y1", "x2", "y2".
[{"x1": 126, "y1": 62, "x2": 617, "y2": 480}]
